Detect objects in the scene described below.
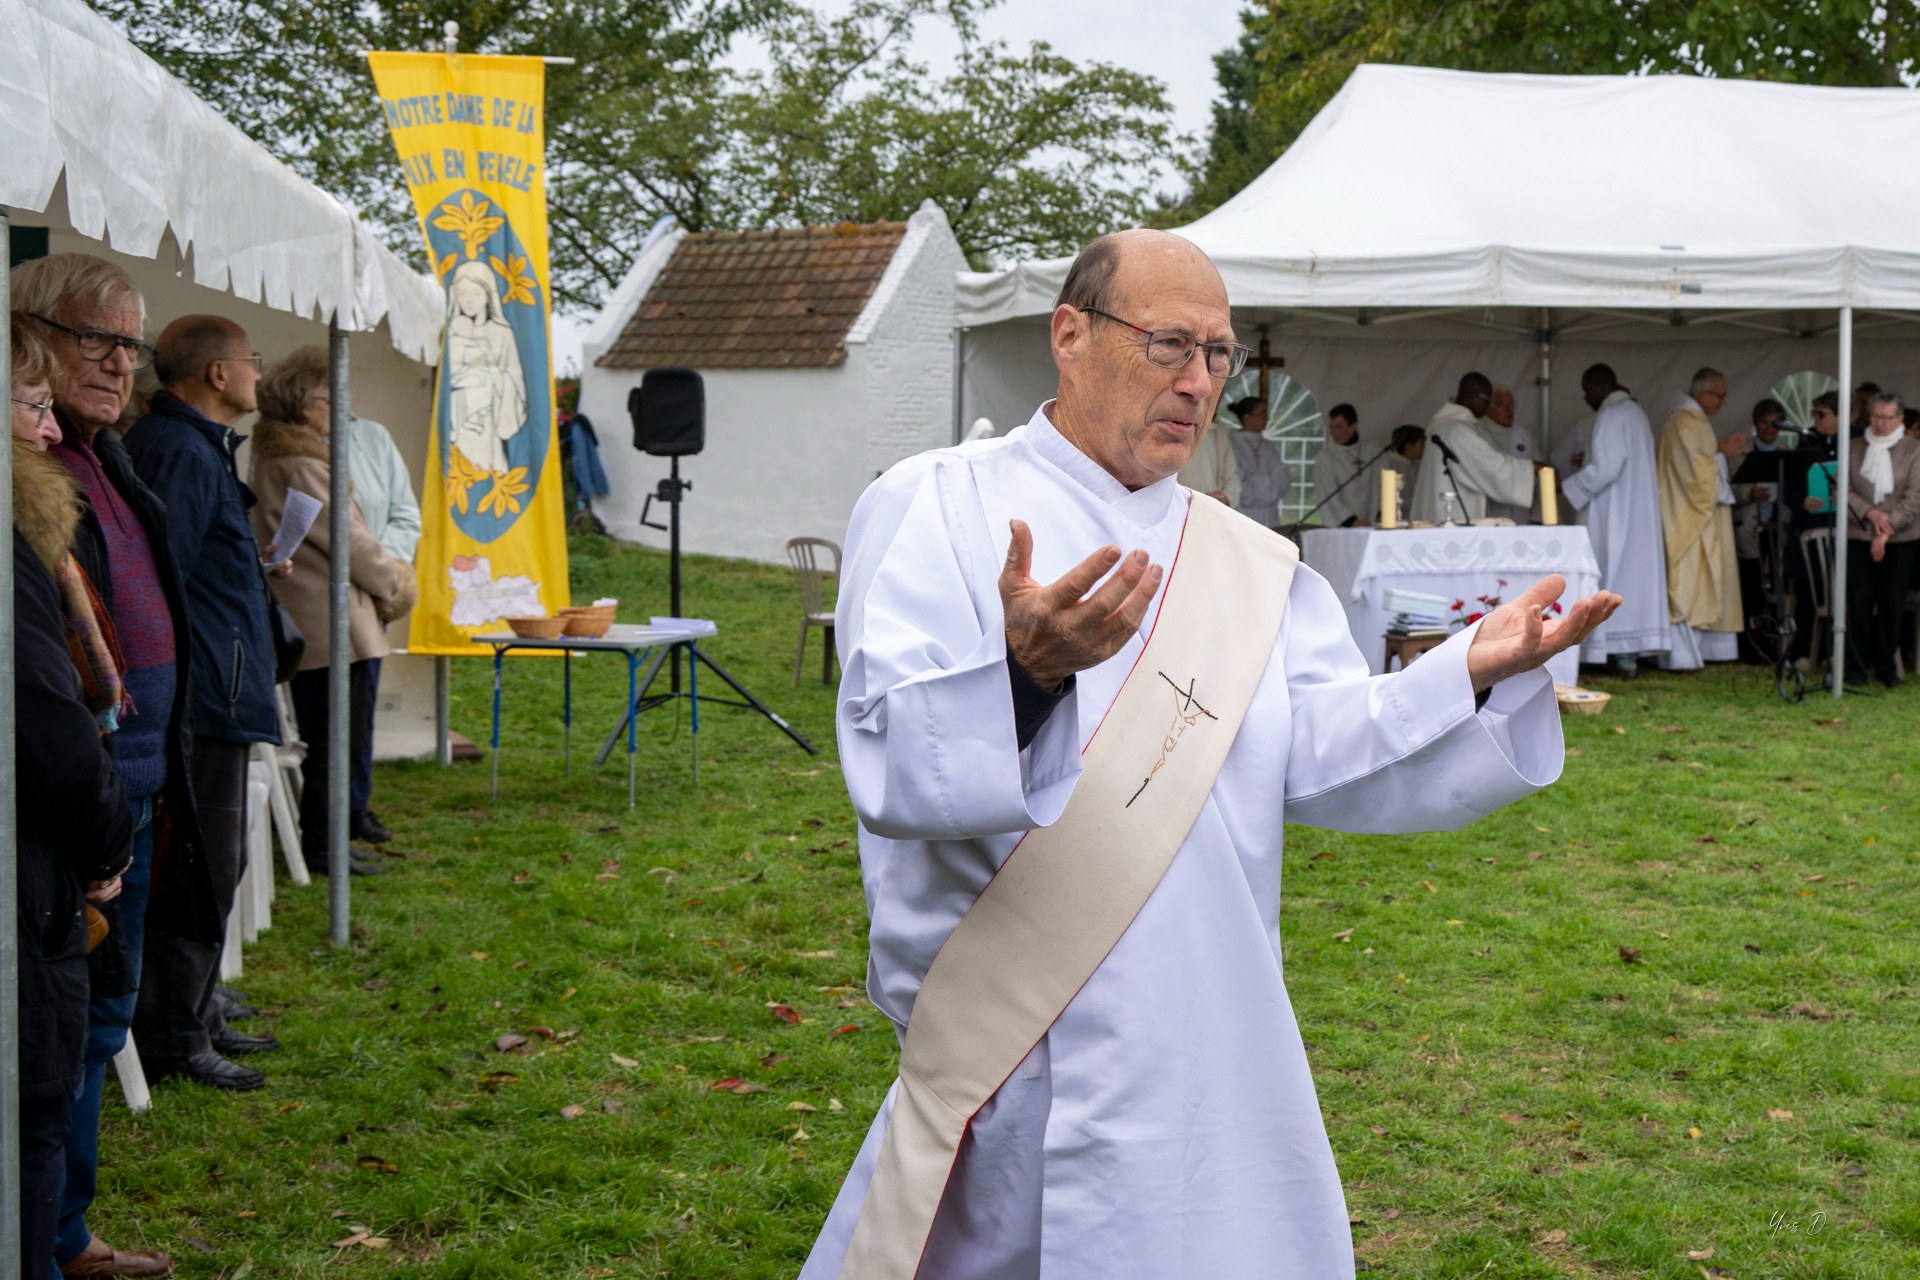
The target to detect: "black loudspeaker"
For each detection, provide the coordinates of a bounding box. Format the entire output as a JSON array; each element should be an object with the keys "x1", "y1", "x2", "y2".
[{"x1": 629, "y1": 367, "x2": 705, "y2": 457}]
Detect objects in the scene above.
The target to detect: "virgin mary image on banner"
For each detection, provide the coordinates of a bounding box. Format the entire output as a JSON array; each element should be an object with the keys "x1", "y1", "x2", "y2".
[{"x1": 447, "y1": 258, "x2": 528, "y2": 475}]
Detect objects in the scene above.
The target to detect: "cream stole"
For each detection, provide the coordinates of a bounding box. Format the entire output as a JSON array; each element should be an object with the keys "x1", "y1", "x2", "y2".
[{"x1": 839, "y1": 494, "x2": 1300, "y2": 1279}]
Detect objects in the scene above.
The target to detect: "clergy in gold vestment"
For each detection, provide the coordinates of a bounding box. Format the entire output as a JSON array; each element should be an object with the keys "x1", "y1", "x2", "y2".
[{"x1": 1656, "y1": 367, "x2": 1749, "y2": 669}]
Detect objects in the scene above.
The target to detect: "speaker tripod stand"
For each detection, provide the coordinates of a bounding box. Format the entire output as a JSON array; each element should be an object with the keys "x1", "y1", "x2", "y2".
[{"x1": 594, "y1": 454, "x2": 818, "y2": 766}]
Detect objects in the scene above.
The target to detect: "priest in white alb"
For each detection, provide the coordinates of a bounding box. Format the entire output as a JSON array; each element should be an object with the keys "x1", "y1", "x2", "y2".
[
  {"x1": 1657, "y1": 367, "x2": 1748, "y2": 670},
  {"x1": 1312, "y1": 400, "x2": 1372, "y2": 527},
  {"x1": 1559, "y1": 363, "x2": 1671, "y2": 672},
  {"x1": 1474, "y1": 386, "x2": 1540, "y2": 522},
  {"x1": 802, "y1": 230, "x2": 1621, "y2": 1280},
  {"x1": 1408, "y1": 372, "x2": 1536, "y2": 523}
]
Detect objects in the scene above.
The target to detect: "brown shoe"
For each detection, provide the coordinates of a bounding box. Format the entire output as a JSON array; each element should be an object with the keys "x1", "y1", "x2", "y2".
[{"x1": 59, "y1": 1236, "x2": 175, "y2": 1278}]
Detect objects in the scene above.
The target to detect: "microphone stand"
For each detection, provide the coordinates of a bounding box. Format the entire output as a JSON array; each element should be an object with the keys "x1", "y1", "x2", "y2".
[
  {"x1": 1431, "y1": 434, "x2": 1477, "y2": 526},
  {"x1": 1283, "y1": 441, "x2": 1396, "y2": 536}
]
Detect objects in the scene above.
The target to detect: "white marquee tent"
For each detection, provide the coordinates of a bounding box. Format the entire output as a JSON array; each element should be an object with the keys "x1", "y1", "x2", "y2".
[{"x1": 957, "y1": 65, "x2": 1920, "y2": 697}]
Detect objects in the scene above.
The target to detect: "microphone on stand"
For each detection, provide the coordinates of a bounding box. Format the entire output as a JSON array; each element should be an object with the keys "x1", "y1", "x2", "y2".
[
  {"x1": 1282, "y1": 441, "x2": 1396, "y2": 538},
  {"x1": 1428, "y1": 434, "x2": 1476, "y2": 526}
]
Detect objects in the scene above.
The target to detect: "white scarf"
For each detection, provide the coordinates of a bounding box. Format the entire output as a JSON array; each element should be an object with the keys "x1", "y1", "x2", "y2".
[{"x1": 1862, "y1": 428, "x2": 1903, "y2": 505}]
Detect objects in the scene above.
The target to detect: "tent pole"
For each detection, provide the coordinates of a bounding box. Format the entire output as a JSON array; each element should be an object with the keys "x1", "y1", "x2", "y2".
[
  {"x1": 1, "y1": 204, "x2": 23, "y2": 1277},
  {"x1": 435, "y1": 656, "x2": 451, "y2": 766},
  {"x1": 1537, "y1": 308, "x2": 1552, "y2": 459},
  {"x1": 328, "y1": 320, "x2": 352, "y2": 942},
  {"x1": 1831, "y1": 306, "x2": 1852, "y2": 698},
  {"x1": 952, "y1": 326, "x2": 967, "y2": 445}
]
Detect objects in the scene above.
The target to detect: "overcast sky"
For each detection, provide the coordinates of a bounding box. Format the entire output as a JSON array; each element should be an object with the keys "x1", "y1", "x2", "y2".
[{"x1": 554, "y1": 2, "x2": 1246, "y2": 374}]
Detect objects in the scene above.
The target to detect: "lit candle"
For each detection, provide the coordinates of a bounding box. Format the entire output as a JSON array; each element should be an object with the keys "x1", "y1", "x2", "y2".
[
  {"x1": 1379, "y1": 469, "x2": 1398, "y2": 528},
  {"x1": 1539, "y1": 467, "x2": 1559, "y2": 525}
]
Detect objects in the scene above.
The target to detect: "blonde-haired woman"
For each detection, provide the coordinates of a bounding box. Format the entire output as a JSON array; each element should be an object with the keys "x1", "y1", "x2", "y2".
[{"x1": 251, "y1": 347, "x2": 416, "y2": 875}]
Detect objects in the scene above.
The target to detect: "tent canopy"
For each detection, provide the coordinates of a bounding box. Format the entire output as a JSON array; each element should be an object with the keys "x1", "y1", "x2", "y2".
[
  {"x1": 1, "y1": 0, "x2": 441, "y2": 360},
  {"x1": 958, "y1": 65, "x2": 1920, "y2": 326}
]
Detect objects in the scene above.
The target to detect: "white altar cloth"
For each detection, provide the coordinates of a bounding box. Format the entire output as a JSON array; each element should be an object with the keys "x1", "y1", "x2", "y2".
[{"x1": 1300, "y1": 526, "x2": 1601, "y2": 686}]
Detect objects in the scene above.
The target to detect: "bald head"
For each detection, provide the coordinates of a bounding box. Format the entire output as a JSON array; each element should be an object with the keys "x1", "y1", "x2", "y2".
[
  {"x1": 155, "y1": 314, "x2": 259, "y2": 424},
  {"x1": 1049, "y1": 229, "x2": 1236, "y2": 489}
]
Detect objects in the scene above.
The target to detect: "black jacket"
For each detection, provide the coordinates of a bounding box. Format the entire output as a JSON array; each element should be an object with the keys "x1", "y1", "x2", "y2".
[
  {"x1": 125, "y1": 394, "x2": 282, "y2": 744},
  {"x1": 12, "y1": 529, "x2": 133, "y2": 1099},
  {"x1": 60, "y1": 418, "x2": 222, "y2": 987}
]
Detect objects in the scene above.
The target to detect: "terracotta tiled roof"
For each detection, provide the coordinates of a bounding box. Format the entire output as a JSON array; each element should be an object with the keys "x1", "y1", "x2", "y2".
[{"x1": 597, "y1": 221, "x2": 909, "y2": 370}]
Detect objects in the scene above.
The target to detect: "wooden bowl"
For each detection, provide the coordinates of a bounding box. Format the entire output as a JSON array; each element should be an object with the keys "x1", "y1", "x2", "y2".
[
  {"x1": 559, "y1": 604, "x2": 617, "y2": 621},
  {"x1": 505, "y1": 615, "x2": 567, "y2": 639},
  {"x1": 1553, "y1": 683, "x2": 1611, "y2": 715},
  {"x1": 562, "y1": 615, "x2": 613, "y2": 638}
]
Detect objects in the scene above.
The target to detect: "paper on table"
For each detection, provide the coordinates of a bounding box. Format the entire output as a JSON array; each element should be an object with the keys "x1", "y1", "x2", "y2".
[{"x1": 266, "y1": 490, "x2": 323, "y2": 565}]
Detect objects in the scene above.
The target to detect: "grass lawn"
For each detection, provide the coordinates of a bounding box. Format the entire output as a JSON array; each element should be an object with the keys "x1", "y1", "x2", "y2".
[{"x1": 89, "y1": 532, "x2": 1920, "y2": 1279}]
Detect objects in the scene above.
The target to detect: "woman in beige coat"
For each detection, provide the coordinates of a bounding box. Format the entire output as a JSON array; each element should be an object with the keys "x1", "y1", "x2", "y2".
[
  {"x1": 1843, "y1": 391, "x2": 1920, "y2": 687},
  {"x1": 251, "y1": 348, "x2": 416, "y2": 875}
]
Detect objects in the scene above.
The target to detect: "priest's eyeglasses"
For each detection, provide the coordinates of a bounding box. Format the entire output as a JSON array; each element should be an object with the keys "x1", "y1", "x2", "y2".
[
  {"x1": 1080, "y1": 307, "x2": 1250, "y2": 379},
  {"x1": 31, "y1": 314, "x2": 156, "y2": 373}
]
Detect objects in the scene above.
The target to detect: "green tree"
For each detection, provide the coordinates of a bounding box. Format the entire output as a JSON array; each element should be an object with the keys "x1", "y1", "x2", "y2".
[
  {"x1": 1182, "y1": 0, "x2": 1920, "y2": 220},
  {"x1": 89, "y1": 0, "x2": 1181, "y2": 311}
]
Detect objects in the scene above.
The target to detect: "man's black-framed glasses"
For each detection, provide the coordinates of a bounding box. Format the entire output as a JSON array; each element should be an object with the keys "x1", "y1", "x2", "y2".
[
  {"x1": 1081, "y1": 306, "x2": 1250, "y2": 379},
  {"x1": 32, "y1": 314, "x2": 155, "y2": 372}
]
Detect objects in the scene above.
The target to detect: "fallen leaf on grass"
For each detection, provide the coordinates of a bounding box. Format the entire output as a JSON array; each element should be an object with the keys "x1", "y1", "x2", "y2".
[
  {"x1": 1790, "y1": 1002, "x2": 1834, "y2": 1021},
  {"x1": 275, "y1": 1101, "x2": 302, "y2": 1115},
  {"x1": 362, "y1": 978, "x2": 388, "y2": 990},
  {"x1": 795, "y1": 949, "x2": 837, "y2": 959},
  {"x1": 1536, "y1": 1229, "x2": 1567, "y2": 1245},
  {"x1": 478, "y1": 1072, "x2": 519, "y2": 1091},
  {"x1": 1499, "y1": 1113, "x2": 1528, "y2": 1125},
  {"x1": 1445, "y1": 919, "x2": 1464, "y2": 927},
  {"x1": 1613, "y1": 726, "x2": 1626, "y2": 735},
  {"x1": 829, "y1": 1099, "x2": 845, "y2": 1112},
  {"x1": 1421, "y1": 880, "x2": 1437, "y2": 894},
  {"x1": 332, "y1": 1233, "x2": 369, "y2": 1249},
  {"x1": 494, "y1": 1033, "x2": 529, "y2": 1053},
  {"x1": 767, "y1": 1002, "x2": 804, "y2": 1024},
  {"x1": 511, "y1": 960, "x2": 529, "y2": 970},
  {"x1": 831, "y1": 1024, "x2": 862, "y2": 1038},
  {"x1": 1686, "y1": 1246, "x2": 1715, "y2": 1261},
  {"x1": 761, "y1": 1052, "x2": 789, "y2": 1068},
  {"x1": 1766, "y1": 1108, "x2": 1795, "y2": 1120},
  {"x1": 710, "y1": 1078, "x2": 770, "y2": 1095},
  {"x1": 330, "y1": 1209, "x2": 349, "y2": 1219},
  {"x1": 602, "y1": 1099, "x2": 625, "y2": 1114},
  {"x1": 235, "y1": 1210, "x2": 256, "y2": 1219},
  {"x1": 1805, "y1": 874, "x2": 1826, "y2": 882},
  {"x1": 180, "y1": 1235, "x2": 218, "y2": 1254},
  {"x1": 1841, "y1": 1164, "x2": 1867, "y2": 1177},
  {"x1": 511, "y1": 871, "x2": 531, "y2": 883},
  {"x1": 363, "y1": 1238, "x2": 392, "y2": 1250},
  {"x1": 560, "y1": 987, "x2": 577, "y2": 1001},
  {"x1": 1688, "y1": 1126, "x2": 1703, "y2": 1139},
  {"x1": 788, "y1": 1101, "x2": 818, "y2": 1113},
  {"x1": 557, "y1": 1029, "x2": 579, "y2": 1041},
  {"x1": 560, "y1": 1105, "x2": 587, "y2": 1119},
  {"x1": 357, "y1": 1156, "x2": 400, "y2": 1174},
  {"x1": 1332, "y1": 928, "x2": 1354, "y2": 942},
  {"x1": 470, "y1": 950, "x2": 489, "y2": 961},
  {"x1": 1619, "y1": 946, "x2": 1642, "y2": 964},
  {"x1": 1744, "y1": 943, "x2": 1762, "y2": 954},
  {"x1": 610, "y1": 1053, "x2": 639, "y2": 1068}
]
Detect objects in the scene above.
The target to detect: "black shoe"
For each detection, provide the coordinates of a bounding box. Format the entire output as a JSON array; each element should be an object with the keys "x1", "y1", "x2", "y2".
[
  {"x1": 211, "y1": 1028, "x2": 280, "y2": 1056},
  {"x1": 351, "y1": 811, "x2": 393, "y2": 844},
  {"x1": 148, "y1": 1049, "x2": 264, "y2": 1091},
  {"x1": 305, "y1": 852, "x2": 384, "y2": 877},
  {"x1": 212, "y1": 988, "x2": 259, "y2": 1021}
]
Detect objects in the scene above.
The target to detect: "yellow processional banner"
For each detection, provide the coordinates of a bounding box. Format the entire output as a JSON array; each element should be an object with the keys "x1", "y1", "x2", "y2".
[{"x1": 367, "y1": 52, "x2": 569, "y2": 654}]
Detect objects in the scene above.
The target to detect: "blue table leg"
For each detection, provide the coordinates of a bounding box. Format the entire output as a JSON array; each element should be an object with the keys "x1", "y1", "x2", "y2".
[
  {"x1": 689, "y1": 642, "x2": 700, "y2": 786},
  {"x1": 627, "y1": 648, "x2": 639, "y2": 809},
  {"x1": 564, "y1": 650, "x2": 572, "y2": 779},
  {"x1": 491, "y1": 648, "x2": 504, "y2": 801}
]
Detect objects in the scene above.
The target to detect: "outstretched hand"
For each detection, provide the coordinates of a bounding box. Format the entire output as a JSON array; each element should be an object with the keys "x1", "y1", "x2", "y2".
[
  {"x1": 1464, "y1": 575, "x2": 1622, "y2": 693},
  {"x1": 1000, "y1": 519, "x2": 1162, "y2": 690}
]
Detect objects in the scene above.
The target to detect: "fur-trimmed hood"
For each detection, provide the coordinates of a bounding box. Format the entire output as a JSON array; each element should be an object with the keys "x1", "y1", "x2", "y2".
[
  {"x1": 250, "y1": 415, "x2": 331, "y2": 465},
  {"x1": 11, "y1": 441, "x2": 84, "y2": 574}
]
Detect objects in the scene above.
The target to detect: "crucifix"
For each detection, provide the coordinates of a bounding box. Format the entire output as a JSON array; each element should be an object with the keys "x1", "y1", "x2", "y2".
[{"x1": 1248, "y1": 326, "x2": 1284, "y2": 402}]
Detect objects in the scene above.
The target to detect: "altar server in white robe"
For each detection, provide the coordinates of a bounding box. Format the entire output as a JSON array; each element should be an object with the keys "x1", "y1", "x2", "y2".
[
  {"x1": 804, "y1": 229, "x2": 1622, "y2": 1280},
  {"x1": 1313, "y1": 401, "x2": 1371, "y2": 527},
  {"x1": 1560, "y1": 363, "x2": 1672, "y2": 670},
  {"x1": 1225, "y1": 395, "x2": 1293, "y2": 528},
  {"x1": 1475, "y1": 386, "x2": 1540, "y2": 522},
  {"x1": 1409, "y1": 372, "x2": 1536, "y2": 523}
]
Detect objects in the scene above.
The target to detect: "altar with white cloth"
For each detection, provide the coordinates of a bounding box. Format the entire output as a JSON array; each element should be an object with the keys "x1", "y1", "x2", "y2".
[{"x1": 1301, "y1": 526, "x2": 1601, "y2": 686}]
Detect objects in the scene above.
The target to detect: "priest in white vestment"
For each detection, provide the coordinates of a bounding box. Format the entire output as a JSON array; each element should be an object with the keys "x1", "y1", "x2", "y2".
[
  {"x1": 1409, "y1": 373, "x2": 1536, "y2": 523},
  {"x1": 1225, "y1": 395, "x2": 1293, "y2": 529},
  {"x1": 1475, "y1": 387, "x2": 1540, "y2": 522},
  {"x1": 803, "y1": 230, "x2": 1622, "y2": 1280},
  {"x1": 1657, "y1": 367, "x2": 1748, "y2": 670},
  {"x1": 1313, "y1": 401, "x2": 1372, "y2": 527},
  {"x1": 1559, "y1": 363, "x2": 1672, "y2": 669}
]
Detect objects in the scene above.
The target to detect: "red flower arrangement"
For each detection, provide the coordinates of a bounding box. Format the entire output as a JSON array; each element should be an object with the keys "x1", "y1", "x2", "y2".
[{"x1": 1449, "y1": 579, "x2": 1563, "y2": 628}]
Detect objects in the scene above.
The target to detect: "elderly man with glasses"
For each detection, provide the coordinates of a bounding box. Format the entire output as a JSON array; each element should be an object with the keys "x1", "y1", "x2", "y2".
[
  {"x1": 13, "y1": 253, "x2": 218, "y2": 1280},
  {"x1": 123, "y1": 315, "x2": 291, "y2": 1097},
  {"x1": 800, "y1": 228, "x2": 1619, "y2": 1280}
]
